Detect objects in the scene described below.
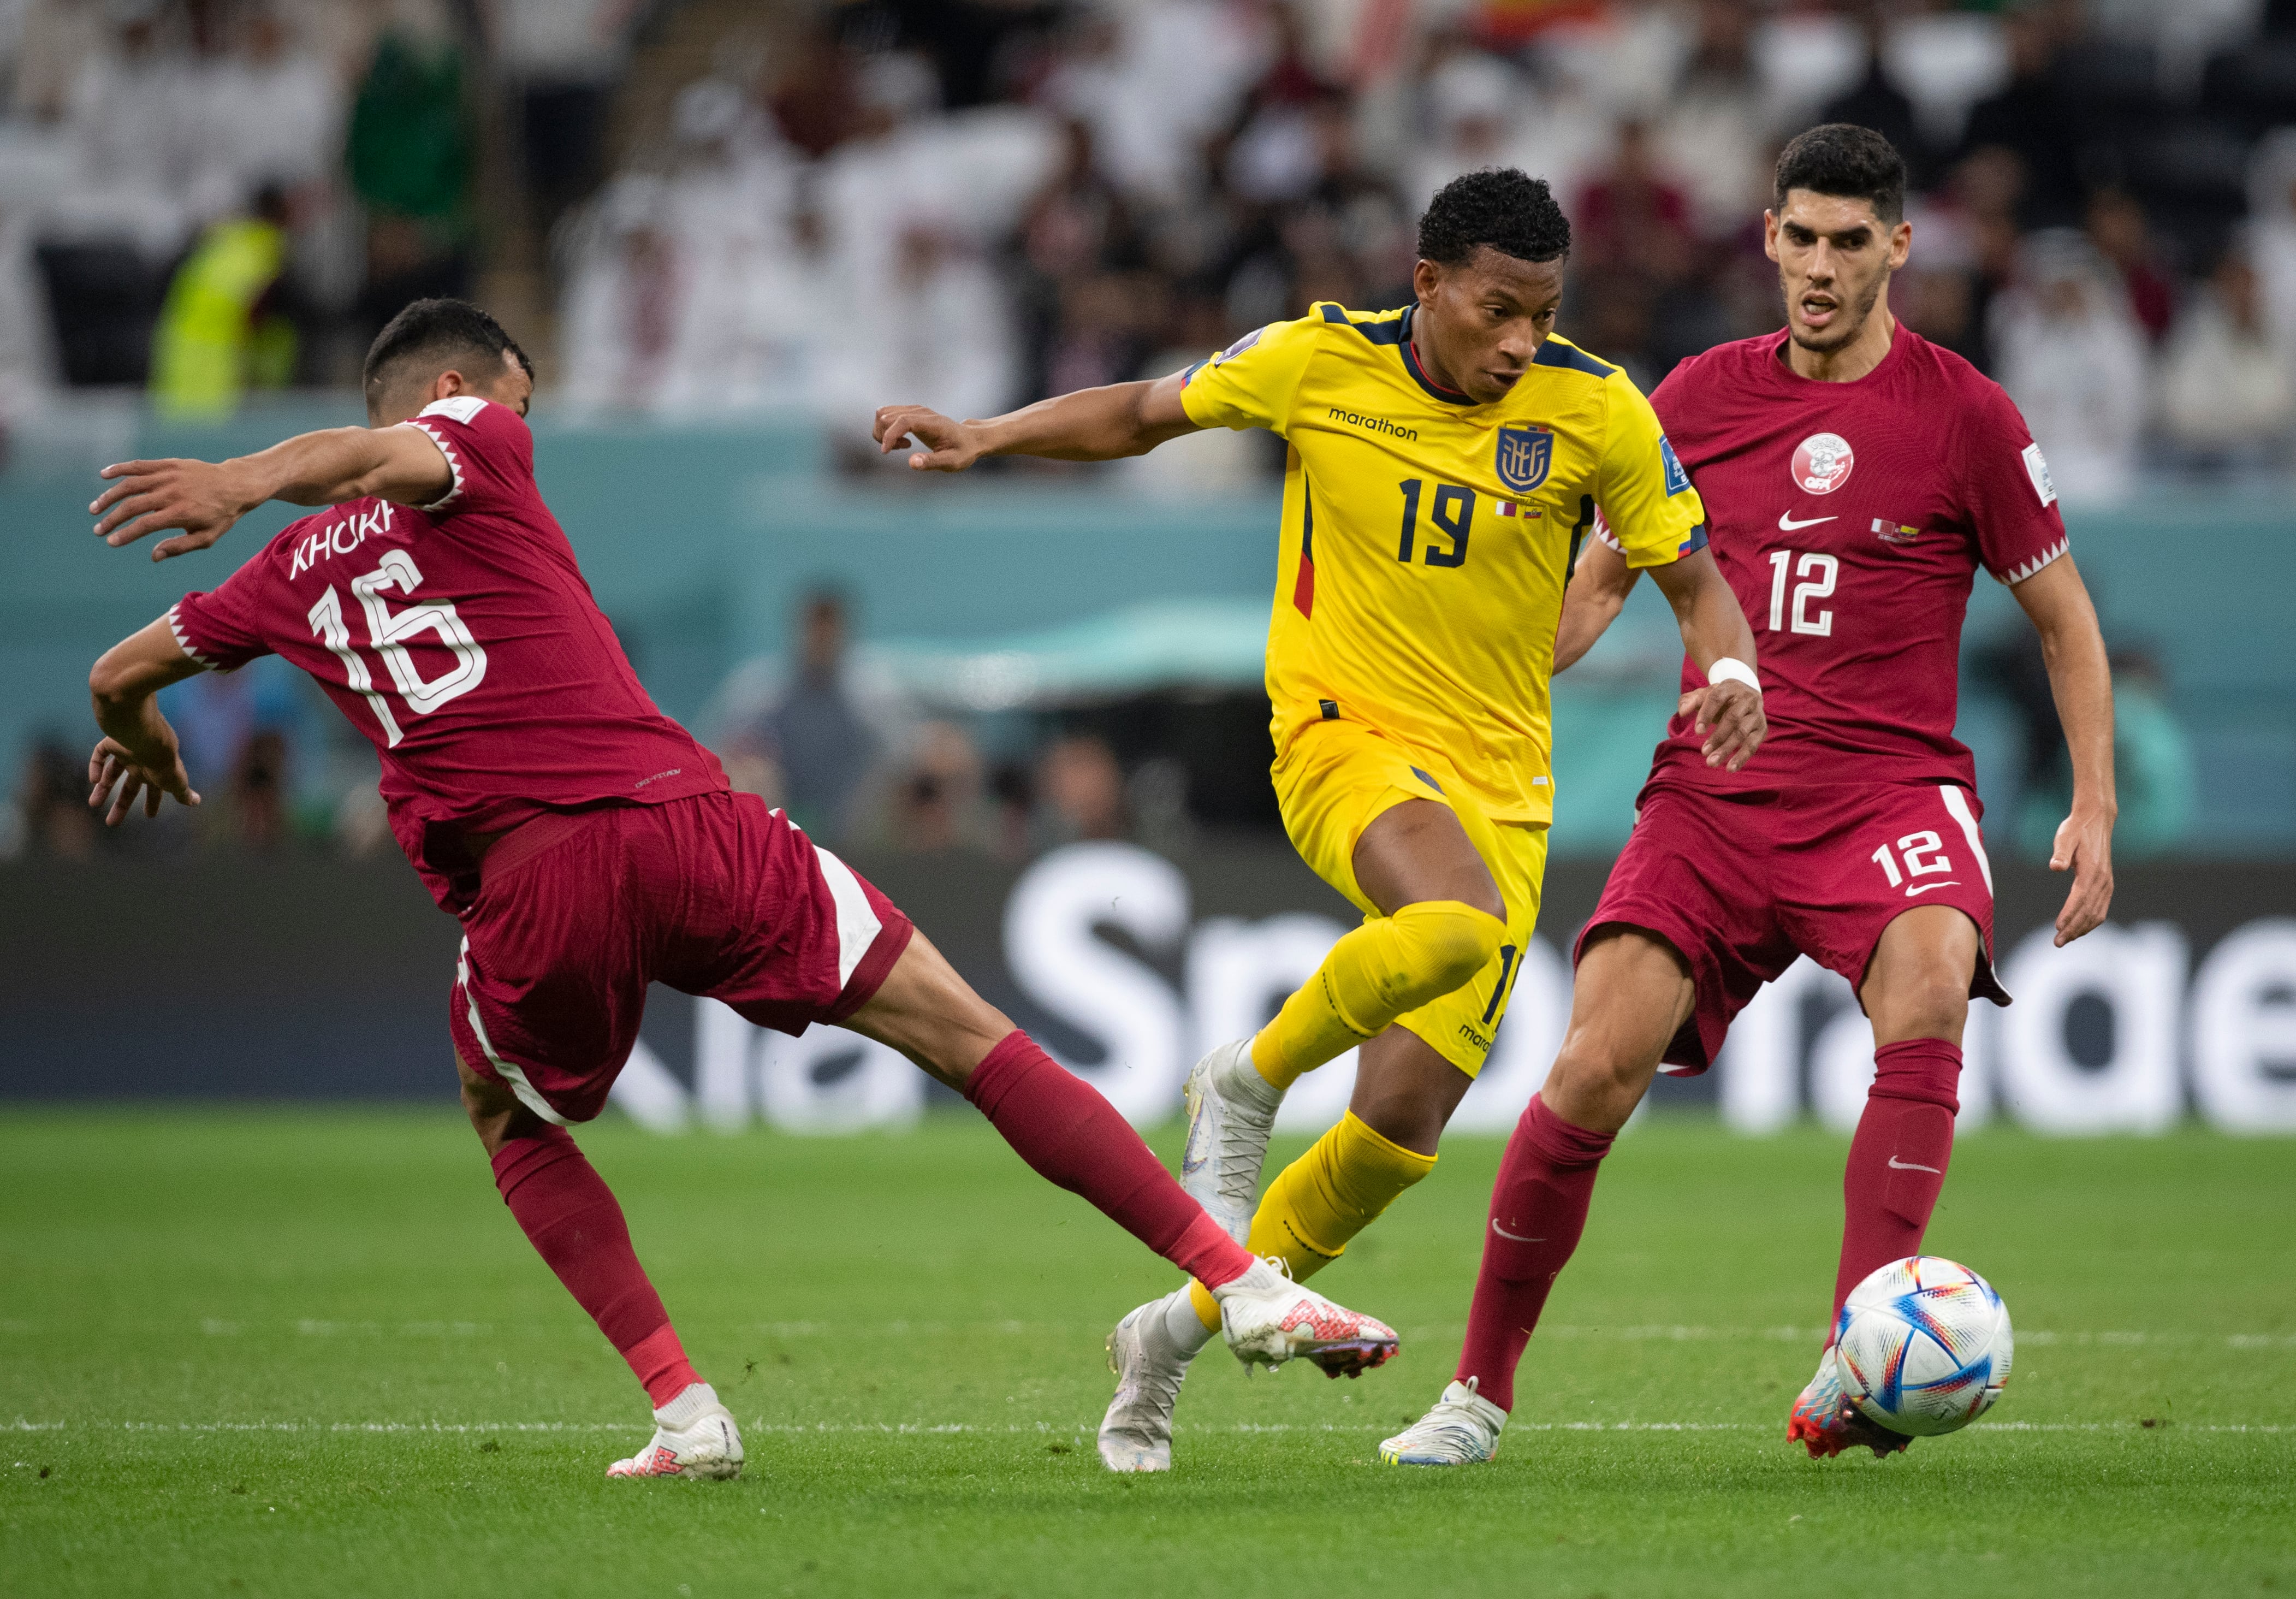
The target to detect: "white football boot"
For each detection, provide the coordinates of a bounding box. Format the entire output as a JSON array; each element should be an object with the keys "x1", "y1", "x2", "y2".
[
  {"x1": 1787, "y1": 1346, "x2": 1910, "y2": 1459},
  {"x1": 1378, "y1": 1377, "x2": 1507, "y2": 1466},
  {"x1": 1098, "y1": 1290, "x2": 1200, "y2": 1472},
  {"x1": 1214, "y1": 1256, "x2": 1399, "y2": 1376},
  {"x1": 1180, "y1": 1038, "x2": 1284, "y2": 1243},
  {"x1": 606, "y1": 1382, "x2": 744, "y2": 1480}
]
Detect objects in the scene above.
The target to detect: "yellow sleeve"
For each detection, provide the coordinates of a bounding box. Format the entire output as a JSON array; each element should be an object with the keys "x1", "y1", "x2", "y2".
[
  {"x1": 1594, "y1": 371, "x2": 1708, "y2": 570},
  {"x1": 1177, "y1": 313, "x2": 1322, "y2": 436}
]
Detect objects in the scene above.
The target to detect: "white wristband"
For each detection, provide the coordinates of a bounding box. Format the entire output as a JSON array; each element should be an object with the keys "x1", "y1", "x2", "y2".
[{"x1": 1706, "y1": 656, "x2": 1760, "y2": 694}]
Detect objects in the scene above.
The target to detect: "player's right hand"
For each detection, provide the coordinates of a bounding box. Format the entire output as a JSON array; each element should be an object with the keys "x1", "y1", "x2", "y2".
[
  {"x1": 1682, "y1": 680, "x2": 1765, "y2": 772},
  {"x1": 91, "y1": 458, "x2": 252, "y2": 561},
  {"x1": 87, "y1": 734, "x2": 200, "y2": 826},
  {"x1": 872, "y1": 405, "x2": 982, "y2": 472}
]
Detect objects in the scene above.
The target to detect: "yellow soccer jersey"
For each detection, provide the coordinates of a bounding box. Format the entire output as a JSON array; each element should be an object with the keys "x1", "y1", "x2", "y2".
[{"x1": 1179, "y1": 301, "x2": 1708, "y2": 825}]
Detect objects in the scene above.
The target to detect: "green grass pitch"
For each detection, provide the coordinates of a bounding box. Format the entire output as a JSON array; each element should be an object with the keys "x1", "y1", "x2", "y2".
[{"x1": 3, "y1": 1110, "x2": 2291, "y2": 1597}]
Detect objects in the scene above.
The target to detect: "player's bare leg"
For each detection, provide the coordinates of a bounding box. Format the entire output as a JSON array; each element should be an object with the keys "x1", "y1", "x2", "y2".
[
  {"x1": 460, "y1": 1058, "x2": 741, "y2": 1479},
  {"x1": 1789, "y1": 904, "x2": 1980, "y2": 1459},
  {"x1": 1383, "y1": 927, "x2": 1687, "y2": 1464},
  {"x1": 840, "y1": 931, "x2": 1398, "y2": 1383}
]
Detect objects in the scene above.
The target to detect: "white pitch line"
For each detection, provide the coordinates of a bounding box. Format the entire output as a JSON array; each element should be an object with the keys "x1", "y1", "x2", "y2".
[
  {"x1": 8, "y1": 1320, "x2": 2290, "y2": 1349},
  {"x1": 8, "y1": 1419, "x2": 2289, "y2": 1438}
]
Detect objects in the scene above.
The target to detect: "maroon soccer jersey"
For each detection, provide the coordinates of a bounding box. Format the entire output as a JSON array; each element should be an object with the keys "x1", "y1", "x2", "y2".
[
  {"x1": 1607, "y1": 322, "x2": 2067, "y2": 793},
  {"x1": 169, "y1": 396, "x2": 726, "y2": 908}
]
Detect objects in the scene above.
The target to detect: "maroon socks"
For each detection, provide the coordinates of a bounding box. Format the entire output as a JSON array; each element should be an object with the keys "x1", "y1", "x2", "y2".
[
  {"x1": 490, "y1": 1126, "x2": 701, "y2": 1408},
  {"x1": 1452, "y1": 1093, "x2": 1616, "y2": 1413},
  {"x1": 1834, "y1": 1038, "x2": 1962, "y2": 1316},
  {"x1": 1446, "y1": 1039, "x2": 1962, "y2": 1414},
  {"x1": 964, "y1": 1031, "x2": 1255, "y2": 1291}
]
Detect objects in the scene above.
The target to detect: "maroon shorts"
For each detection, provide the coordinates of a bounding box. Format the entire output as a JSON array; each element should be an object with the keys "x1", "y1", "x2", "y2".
[
  {"x1": 448, "y1": 790, "x2": 913, "y2": 1123},
  {"x1": 1577, "y1": 779, "x2": 2008, "y2": 1075}
]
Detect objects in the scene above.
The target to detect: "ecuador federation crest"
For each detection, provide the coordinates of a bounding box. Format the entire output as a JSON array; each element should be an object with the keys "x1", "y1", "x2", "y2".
[{"x1": 1495, "y1": 425, "x2": 1552, "y2": 494}]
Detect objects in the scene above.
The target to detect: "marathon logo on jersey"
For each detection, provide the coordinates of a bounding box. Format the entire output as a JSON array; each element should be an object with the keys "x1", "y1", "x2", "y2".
[
  {"x1": 1494, "y1": 425, "x2": 1552, "y2": 494},
  {"x1": 287, "y1": 500, "x2": 394, "y2": 579},
  {"x1": 1660, "y1": 436, "x2": 1690, "y2": 496},
  {"x1": 1791, "y1": 431, "x2": 1855, "y2": 494},
  {"x1": 1873, "y1": 517, "x2": 1922, "y2": 546}
]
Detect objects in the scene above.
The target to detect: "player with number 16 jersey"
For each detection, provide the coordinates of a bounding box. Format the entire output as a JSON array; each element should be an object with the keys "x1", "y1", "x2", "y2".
[{"x1": 84, "y1": 298, "x2": 1401, "y2": 1484}]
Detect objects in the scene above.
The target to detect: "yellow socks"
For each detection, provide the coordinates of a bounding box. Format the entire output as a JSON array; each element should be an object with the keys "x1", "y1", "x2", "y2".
[
  {"x1": 1249, "y1": 899, "x2": 1506, "y2": 1091},
  {"x1": 1188, "y1": 1110, "x2": 1438, "y2": 1331}
]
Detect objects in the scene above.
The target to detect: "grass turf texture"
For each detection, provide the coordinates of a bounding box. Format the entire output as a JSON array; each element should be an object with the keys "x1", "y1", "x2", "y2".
[{"x1": 3, "y1": 1112, "x2": 2291, "y2": 1598}]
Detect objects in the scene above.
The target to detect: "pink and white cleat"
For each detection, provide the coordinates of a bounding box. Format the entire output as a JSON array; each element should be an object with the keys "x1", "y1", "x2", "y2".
[
  {"x1": 607, "y1": 1382, "x2": 744, "y2": 1480},
  {"x1": 1213, "y1": 1257, "x2": 1400, "y2": 1378}
]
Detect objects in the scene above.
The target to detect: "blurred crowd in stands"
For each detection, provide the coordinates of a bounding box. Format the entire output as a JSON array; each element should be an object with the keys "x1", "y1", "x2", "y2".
[
  {"x1": 0, "y1": 0, "x2": 2287, "y2": 484},
  {"x1": 0, "y1": 0, "x2": 2256, "y2": 862},
  {"x1": 2, "y1": 1, "x2": 2295, "y2": 476}
]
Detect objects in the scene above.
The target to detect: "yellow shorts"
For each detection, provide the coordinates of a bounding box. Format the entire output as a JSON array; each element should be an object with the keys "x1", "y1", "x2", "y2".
[{"x1": 1271, "y1": 718, "x2": 1550, "y2": 1077}]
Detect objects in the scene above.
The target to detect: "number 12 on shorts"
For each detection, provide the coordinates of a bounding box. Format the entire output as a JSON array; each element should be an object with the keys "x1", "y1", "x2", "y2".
[
  {"x1": 1871, "y1": 830, "x2": 1952, "y2": 890},
  {"x1": 306, "y1": 550, "x2": 489, "y2": 747}
]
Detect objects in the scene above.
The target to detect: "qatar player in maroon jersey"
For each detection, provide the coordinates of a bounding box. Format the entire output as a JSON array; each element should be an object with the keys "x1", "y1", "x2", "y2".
[
  {"x1": 1378, "y1": 127, "x2": 2116, "y2": 1468},
  {"x1": 81, "y1": 299, "x2": 1398, "y2": 1480}
]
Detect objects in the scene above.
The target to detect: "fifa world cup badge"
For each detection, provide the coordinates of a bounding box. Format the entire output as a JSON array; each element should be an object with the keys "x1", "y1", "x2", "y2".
[{"x1": 1496, "y1": 425, "x2": 1552, "y2": 494}]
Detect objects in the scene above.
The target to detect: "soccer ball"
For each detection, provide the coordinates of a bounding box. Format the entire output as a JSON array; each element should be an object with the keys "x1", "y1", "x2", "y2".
[{"x1": 1833, "y1": 1256, "x2": 2014, "y2": 1437}]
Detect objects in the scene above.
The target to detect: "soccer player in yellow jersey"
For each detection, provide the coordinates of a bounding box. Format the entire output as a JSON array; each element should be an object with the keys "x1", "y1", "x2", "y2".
[{"x1": 873, "y1": 169, "x2": 1766, "y2": 1471}]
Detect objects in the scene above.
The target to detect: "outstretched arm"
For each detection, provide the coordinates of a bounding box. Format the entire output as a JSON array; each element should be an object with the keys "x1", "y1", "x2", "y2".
[
  {"x1": 873, "y1": 371, "x2": 1199, "y2": 472},
  {"x1": 1554, "y1": 532, "x2": 1640, "y2": 672},
  {"x1": 90, "y1": 424, "x2": 454, "y2": 561},
  {"x1": 2010, "y1": 554, "x2": 2115, "y2": 945},
  {"x1": 1646, "y1": 546, "x2": 1765, "y2": 772},
  {"x1": 86, "y1": 615, "x2": 207, "y2": 823}
]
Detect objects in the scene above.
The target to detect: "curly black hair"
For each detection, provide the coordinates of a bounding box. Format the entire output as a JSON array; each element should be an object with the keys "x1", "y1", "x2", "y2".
[
  {"x1": 1416, "y1": 168, "x2": 1571, "y2": 267},
  {"x1": 1774, "y1": 124, "x2": 1906, "y2": 225},
  {"x1": 363, "y1": 298, "x2": 533, "y2": 412}
]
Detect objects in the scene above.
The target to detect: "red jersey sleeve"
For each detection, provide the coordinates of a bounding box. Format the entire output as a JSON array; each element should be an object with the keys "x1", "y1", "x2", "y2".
[
  {"x1": 168, "y1": 551, "x2": 280, "y2": 672},
  {"x1": 399, "y1": 396, "x2": 536, "y2": 518},
  {"x1": 1956, "y1": 381, "x2": 2069, "y2": 585}
]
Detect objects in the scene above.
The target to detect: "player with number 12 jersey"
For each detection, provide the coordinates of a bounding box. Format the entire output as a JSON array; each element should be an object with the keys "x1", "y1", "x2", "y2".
[{"x1": 1379, "y1": 127, "x2": 2118, "y2": 1471}]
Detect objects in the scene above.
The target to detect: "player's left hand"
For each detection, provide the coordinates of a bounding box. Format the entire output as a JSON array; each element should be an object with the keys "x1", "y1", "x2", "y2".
[
  {"x1": 91, "y1": 458, "x2": 254, "y2": 561},
  {"x1": 2049, "y1": 803, "x2": 2114, "y2": 946},
  {"x1": 1682, "y1": 681, "x2": 1765, "y2": 772},
  {"x1": 86, "y1": 733, "x2": 200, "y2": 825}
]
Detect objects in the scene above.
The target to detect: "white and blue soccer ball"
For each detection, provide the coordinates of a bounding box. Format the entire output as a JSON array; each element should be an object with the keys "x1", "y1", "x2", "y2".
[{"x1": 1834, "y1": 1256, "x2": 2014, "y2": 1437}]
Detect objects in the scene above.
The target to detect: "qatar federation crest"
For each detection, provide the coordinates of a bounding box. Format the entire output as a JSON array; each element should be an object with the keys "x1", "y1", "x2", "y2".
[
  {"x1": 1791, "y1": 431, "x2": 1855, "y2": 494},
  {"x1": 1495, "y1": 425, "x2": 1552, "y2": 494}
]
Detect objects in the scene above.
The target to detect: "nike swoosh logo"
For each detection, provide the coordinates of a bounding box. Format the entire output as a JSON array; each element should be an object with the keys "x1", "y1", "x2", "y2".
[
  {"x1": 1778, "y1": 512, "x2": 1836, "y2": 531},
  {"x1": 1887, "y1": 1156, "x2": 1942, "y2": 1174},
  {"x1": 1905, "y1": 881, "x2": 1961, "y2": 897},
  {"x1": 1490, "y1": 1221, "x2": 1546, "y2": 1243}
]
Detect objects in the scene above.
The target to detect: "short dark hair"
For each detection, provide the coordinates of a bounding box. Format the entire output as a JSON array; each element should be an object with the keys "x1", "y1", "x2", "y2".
[
  {"x1": 1417, "y1": 168, "x2": 1571, "y2": 268},
  {"x1": 1774, "y1": 123, "x2": 1906, "y2": 226},
  {"x1": 362, "y1": 298, "x2": 533, "y2": 411}
]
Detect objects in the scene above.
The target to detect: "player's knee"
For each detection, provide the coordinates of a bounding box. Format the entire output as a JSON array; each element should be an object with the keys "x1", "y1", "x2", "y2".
[
  {"x1": 1879, "y1": 965, "x2": 1971, "y2": 1041},
  {"x1": 1542, "y1": 1039, "x2": 1646, "y2": 1129},
  {"x1": 1395, "y1": 899, "x2": 1508, "y2": 998}
]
